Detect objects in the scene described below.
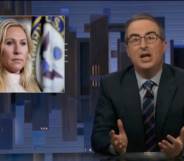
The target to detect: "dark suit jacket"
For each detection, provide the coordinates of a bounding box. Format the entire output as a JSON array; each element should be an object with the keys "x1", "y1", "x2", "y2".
[{"x1": 91, "y1": 64, "x2": 184, "y2": 154}]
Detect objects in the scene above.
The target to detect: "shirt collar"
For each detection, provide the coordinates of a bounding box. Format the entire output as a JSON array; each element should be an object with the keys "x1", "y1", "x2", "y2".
[{"x1": 135, "y1": 68, "x2": 163, "y2": 90}]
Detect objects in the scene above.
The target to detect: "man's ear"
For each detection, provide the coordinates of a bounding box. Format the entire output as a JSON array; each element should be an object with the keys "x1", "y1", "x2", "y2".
[
  {"x1": 126, "y1": 45, "x2": 130, "y2": 58},
  {"x1": 163, "y1": 40, "x2": 167, "y2": 51},
  {"x1": 161, "y1": 40, "x2": 167, "y2": 57}
]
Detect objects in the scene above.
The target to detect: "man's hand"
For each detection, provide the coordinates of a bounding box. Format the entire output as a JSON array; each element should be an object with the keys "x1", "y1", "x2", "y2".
[
  {"x1": 158, "y1": 127, "x2": 184, "y2": 158},
  {"x1": 109, "y1": 119, "x2": 128, "y2": 154}
]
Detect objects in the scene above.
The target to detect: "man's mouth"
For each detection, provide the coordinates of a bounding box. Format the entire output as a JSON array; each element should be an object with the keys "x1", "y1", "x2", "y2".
[{"x1": 140, "y1": 53, "x2": 151, "y2": 58}]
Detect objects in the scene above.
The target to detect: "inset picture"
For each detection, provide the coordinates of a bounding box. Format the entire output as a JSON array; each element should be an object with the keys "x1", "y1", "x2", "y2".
[{"x1": 0, "y1": 16, "x2": 65, "y2": 93}]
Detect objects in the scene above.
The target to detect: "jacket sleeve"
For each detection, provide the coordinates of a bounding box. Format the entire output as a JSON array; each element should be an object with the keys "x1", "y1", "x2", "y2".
[{"x1": 91, "y1": 78, "x2": 118, "y2": 155}]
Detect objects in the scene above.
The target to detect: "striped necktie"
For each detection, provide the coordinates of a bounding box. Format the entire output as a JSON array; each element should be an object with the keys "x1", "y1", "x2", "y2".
[{"x1": 142, "y1": 80, "x2": 157, "y2": 151}]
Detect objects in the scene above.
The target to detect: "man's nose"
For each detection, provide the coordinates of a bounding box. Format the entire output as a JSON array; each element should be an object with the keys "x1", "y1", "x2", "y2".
[{"x1": 140, "y1": 37, "x2": 147, "y2": 48}]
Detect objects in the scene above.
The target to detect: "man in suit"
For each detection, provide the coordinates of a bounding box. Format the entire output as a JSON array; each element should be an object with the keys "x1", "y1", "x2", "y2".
[{"x1": 91, "y1": 13, "x2": 184, "y2": 158}]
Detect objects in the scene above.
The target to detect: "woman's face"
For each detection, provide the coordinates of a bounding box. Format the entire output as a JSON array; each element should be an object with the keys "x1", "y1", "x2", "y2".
[{"x1": 1, "y1": 26, "x2": 29, "y2": 73}]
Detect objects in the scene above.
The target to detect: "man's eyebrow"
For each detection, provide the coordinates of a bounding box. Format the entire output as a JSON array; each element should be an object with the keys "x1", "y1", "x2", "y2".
[
  {"x1": 128, "y1": 31, "x2": 158, "y2": 38},
  {"x1": 128, "y1": 33, "x2": 140, "y2": 38},
  {"x1": 145, "y1": 31, "x2": 157, "y2": 35}
]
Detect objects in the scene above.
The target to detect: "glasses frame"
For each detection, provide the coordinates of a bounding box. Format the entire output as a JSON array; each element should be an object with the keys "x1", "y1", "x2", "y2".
[{"x1": 126, "y1": 31, "x2": 164, "y2": 46}]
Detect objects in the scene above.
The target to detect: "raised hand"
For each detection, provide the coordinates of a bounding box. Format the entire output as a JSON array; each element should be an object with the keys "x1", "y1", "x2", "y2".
[
  {"x1": 109, "y1": 119, "x2": 128, "y2": 154},
  {"x1": 158, "y1": 127, "x2": 184, "y2": 158}
]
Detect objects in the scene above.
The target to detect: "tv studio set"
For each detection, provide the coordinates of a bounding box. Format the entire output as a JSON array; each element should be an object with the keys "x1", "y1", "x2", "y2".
[{"x1": 0, "y1": 1, "x2": 184, "y2": 161}]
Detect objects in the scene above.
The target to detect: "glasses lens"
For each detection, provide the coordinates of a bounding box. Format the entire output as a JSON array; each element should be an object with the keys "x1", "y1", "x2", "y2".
[
  {"x1": 145, "y1": 33, "x2": 157, "y2": 43},
  {"x1": 128, "y1": 36, "x2": 141, "y2": 45},
  {"x1": 127, "y1": 32, "x2": 160, "y2": 45}
]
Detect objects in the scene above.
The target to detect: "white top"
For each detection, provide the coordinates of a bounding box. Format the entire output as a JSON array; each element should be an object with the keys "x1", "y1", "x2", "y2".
[{"x1": 5, "y1": 72, "x2": 27, "y2": 92}]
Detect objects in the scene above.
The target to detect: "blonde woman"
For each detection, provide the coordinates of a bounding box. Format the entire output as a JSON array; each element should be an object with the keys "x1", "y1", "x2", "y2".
[{"x1": 0, "y1": 19, "x2": 40, "y2": 92}]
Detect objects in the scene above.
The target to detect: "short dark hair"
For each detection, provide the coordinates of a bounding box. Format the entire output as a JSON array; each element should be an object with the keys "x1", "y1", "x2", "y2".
[{"x1": 124, "y1": 13, "x2": 165, "y2": 44}]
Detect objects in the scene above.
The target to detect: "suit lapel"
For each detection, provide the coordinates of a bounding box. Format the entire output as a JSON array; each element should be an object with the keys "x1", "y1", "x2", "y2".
[
  {"x1": 156, "y1": 65, "x2": 177, "y2": 136},
  {"x1": 121, "y1": 68, "x2": 145, "y2": 144}
]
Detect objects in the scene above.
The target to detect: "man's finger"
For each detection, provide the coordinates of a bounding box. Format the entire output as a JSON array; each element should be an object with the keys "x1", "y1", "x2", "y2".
[
  {"x1": 117, "y1": 119, "x2": 125, "y2": 134},
  {"x1": 109, "y1": 129, "x2": 115, "y2": 138},
  {"x1": 114, "y1": 140, "x2": 118, "y2": 146},
  {"x1": 180, "y1": 127, "x2": 184, "y2": 142},
  {"x1": 158, "y1": 142, "x2": 167, "y2": 150},
  {"x1": 166, "y1": 135, "x2": 176, "y2": 144},
  {"x1": 162, "y1": 139, "x2": 173, "y2": 149},
  {"x1": 118, "y1": 144, "x2": 123, "y2": 149}
]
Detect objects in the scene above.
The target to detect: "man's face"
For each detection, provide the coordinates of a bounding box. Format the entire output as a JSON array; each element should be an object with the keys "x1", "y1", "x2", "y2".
[{"x1": 126, "y1": 19, "x2": 166, "y2": 75}]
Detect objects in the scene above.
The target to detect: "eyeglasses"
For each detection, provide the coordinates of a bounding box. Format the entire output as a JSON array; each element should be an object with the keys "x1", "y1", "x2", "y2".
[{"x1": 126, "y1": 32, "x2": 163, "y2": 46}]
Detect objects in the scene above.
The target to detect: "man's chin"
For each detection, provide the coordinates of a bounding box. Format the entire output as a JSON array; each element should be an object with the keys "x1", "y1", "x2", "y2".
[{"x1": 137, "y1": 63, "x2": 154, "y2": 70}]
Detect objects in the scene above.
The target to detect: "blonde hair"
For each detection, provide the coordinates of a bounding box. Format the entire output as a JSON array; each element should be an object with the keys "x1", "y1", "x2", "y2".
[{"x1": 0, "y1": 19, "x2": 40, "y2": 92}]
